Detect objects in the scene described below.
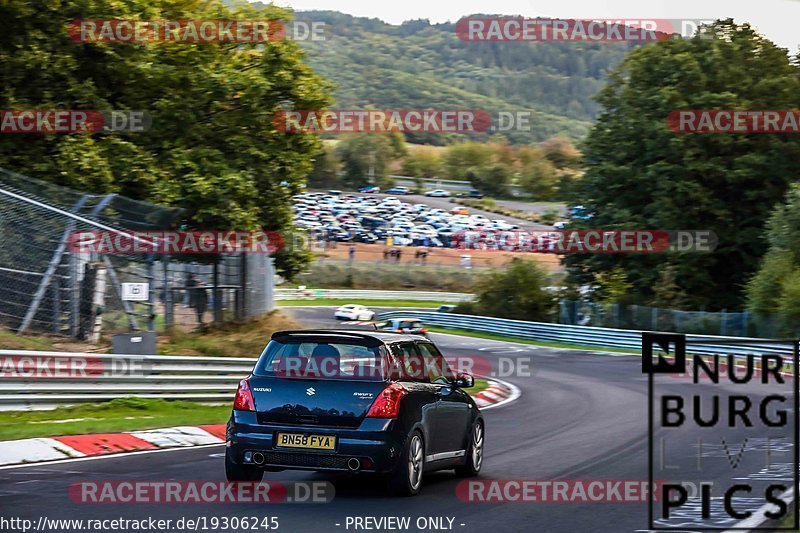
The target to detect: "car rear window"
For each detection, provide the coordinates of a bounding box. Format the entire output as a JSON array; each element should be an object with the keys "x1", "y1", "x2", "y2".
[{"x1": 253, "y1": 340, "x2": 387, "y2": 381}]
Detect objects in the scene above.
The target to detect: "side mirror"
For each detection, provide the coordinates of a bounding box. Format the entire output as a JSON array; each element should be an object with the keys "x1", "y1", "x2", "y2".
[{"x1": 453, "y1": 373, "x2": 474, "y2": 389}]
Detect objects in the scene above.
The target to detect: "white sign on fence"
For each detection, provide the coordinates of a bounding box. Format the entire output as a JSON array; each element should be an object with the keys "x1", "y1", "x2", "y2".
[{"x1": 121, "y1": 282, "x2": 149, "y2": 301}]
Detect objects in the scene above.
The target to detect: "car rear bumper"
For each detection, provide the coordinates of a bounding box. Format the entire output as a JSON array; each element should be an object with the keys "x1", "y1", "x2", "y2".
[{"x1": 227, "y1": 412, "x2": 404, "y2": 473}]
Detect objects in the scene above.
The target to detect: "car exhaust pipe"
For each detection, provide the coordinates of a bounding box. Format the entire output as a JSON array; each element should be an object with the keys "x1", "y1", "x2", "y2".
[
  {"x1": 252, "y1": 452, "x2": 265, "y2": 465},
  {"x1": 347, "y1": 458, "x2": 361, "y2": 472}
]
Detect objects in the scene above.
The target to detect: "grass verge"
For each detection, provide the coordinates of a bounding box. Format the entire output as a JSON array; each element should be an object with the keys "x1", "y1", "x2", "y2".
[
  {"x1": 471, "y1": 378, "x2": 490, "y2": 395},
  {"x1": 277, "y1": 299, "x2": 448, "y2": 309},
  {"x1": 426, "y1": 325, "x2": 639, "y2": 354},
  {"x1": 0, "y1": 397, "x2": 231, "y2": 441}
]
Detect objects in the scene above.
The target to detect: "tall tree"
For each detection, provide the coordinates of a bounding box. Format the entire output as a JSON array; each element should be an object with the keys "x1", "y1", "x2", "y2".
[
  {"x1": 747, "y1": 184, "x2": 800, "y2": 330},
  {"x1": 334, "y1": 133, "x2": 405, "y2": 188},
  {"x1": 565, "y1": 20, "x2": 800, "y2": 310}
]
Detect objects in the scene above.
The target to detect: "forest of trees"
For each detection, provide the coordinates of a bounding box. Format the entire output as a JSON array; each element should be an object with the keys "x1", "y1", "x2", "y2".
[
  {"x1": 307, "y1": 135, "x2": 582, "y2": 199},
  {"x1": 292, "y1": 11, "x2": 636, "y2": 144}
]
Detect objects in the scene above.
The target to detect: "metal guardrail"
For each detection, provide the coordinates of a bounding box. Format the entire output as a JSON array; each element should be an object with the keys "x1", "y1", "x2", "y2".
[
  {"x1": 2, "y1": 314, "x2": 791, "y2": 410},
  {"x1": 275, "y1": 289, "x2": 474, "y2": 303},
  {"x1": 0, "y1": 350, "x2": 256, "y2": 410},
  {"x1": 377, "y1": 311, "x2": 795, "y2": 357}
]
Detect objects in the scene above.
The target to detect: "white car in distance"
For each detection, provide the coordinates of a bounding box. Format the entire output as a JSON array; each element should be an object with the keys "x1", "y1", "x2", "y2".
[{"x1": 334, "y1": 304, "x2": 376, "y2": 321}]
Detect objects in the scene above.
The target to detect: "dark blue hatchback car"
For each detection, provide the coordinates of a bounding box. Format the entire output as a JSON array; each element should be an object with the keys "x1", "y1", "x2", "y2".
[{"x1": 226, "y1": 330, "x2": 484, "y2": 495}]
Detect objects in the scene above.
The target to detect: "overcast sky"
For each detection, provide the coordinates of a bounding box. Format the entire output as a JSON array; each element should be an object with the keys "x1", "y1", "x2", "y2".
[{"x1": 271, "y1": 0, "x2": 799, "y2": 53}]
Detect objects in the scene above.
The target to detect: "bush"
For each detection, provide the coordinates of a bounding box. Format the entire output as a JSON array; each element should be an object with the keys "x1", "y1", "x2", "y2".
[
  {"x1": 456, "y1": 259, "x2": 555, "y2": 321},
  {"x1": 539, "y1": 208, "x2": 562, "y2": 226}
]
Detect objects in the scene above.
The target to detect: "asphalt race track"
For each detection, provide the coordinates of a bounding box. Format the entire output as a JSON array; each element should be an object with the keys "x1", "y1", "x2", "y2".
[{"x1": 0, "y1": 307, "x2": 794, "y2": 533}]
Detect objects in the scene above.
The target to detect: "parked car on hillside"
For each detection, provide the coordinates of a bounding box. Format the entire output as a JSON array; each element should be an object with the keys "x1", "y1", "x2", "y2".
[{"x1": 457, "y1": 190, "x2": 483, "y2": 199}]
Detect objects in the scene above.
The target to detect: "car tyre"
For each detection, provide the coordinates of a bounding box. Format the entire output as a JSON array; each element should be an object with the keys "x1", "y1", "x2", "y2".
[
  {"x1": 225, "y1": 448, "x2": 264, "y2": 482},
  {"x1": 387, "y1": 430, "x2": 425, "y2": 496},
  {"x1": 455, "y1": 420, "x2": 483, "y2": 478}
]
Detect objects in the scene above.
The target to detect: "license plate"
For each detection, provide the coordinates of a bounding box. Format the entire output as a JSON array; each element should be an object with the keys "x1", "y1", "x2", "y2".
[{"x1": 275, "y1": 432, "x2": 336, "y2": 450}]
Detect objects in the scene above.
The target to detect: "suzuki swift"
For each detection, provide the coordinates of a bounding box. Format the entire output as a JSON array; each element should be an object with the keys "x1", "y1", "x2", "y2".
[{"x1": 225, "y1": 330, "x2": 484, "y2": 495}]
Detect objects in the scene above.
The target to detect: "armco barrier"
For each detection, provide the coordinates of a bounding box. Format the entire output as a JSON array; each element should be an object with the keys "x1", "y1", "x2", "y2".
[
  {"x1": 275, "y1": 289, "x2": 474, "y2": 303},
  {"x1": 0, "y1": 350, "x2": 256, "y2": 410},
  {"x1": 2, "y1": 315, "x2": 792, "y2": 410},
  {"x1": 378, "y1": 311, "x2": 794, "y2": 358}
]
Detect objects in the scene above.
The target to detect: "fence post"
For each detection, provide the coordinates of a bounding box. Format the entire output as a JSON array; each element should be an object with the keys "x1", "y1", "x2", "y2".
[
  {"x1": 88, "y1": 263, "x2": 107, "y2": 344},
  {"x1": 163, "y1": 254, "x2": 173, "y2": 332},
  {"x1": 69, "y1": 250, "x2": 80, "y2": 337},
  {"x1": 52, "y1": 276, "x2": 60, "y2": 334},
  {"x1": 213, "y1": 260, "x2": 222, "y2": 324},
  {"x1": 146, "y1": 254, "x2": 156, "y2": 332},
  {"x1": 238, "y1": 252, "x2": 247, "y2": 321}
]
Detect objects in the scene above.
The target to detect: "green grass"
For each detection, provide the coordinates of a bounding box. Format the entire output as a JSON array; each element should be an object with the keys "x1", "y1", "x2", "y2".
[
  {"x1": 0, "y1": 397, "x2": 231, "y2": 441},
  {"x1": 426, "y1": 325, "x2": 639, "y2": 354},
  {"x1": 277, "y1": 299, "x2": 448, "y2": 308},
  {"x1": 470, "y1": 378, "x2": 490, "y2": 395},
  {"x1": 0, "y1": 328, "x2": 56, "y2": 350}
]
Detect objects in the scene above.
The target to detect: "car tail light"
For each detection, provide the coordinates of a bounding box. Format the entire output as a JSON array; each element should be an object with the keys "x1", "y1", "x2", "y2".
[
  {"x1": 233, "y1": 379, "x2": 255, "y2": 411},
  {"x1": 419, "y1": 328, "x2": 427, "y2": 333},
  {"x1": 366, "y1": 383, "x2": 407, "y2": 418}
]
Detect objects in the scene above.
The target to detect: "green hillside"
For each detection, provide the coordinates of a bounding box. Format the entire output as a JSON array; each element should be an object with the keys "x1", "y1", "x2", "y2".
[{"x1": 292, "y1": 11, "x2": 638, "y2": 143}]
